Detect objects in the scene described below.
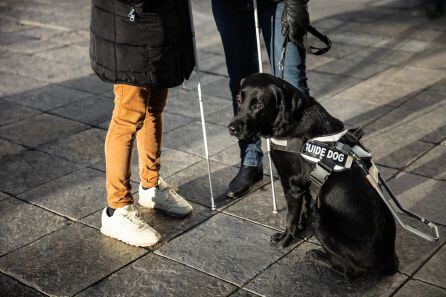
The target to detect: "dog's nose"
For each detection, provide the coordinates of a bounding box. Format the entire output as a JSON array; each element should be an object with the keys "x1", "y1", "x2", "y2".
[{"x1": 228, "y1": 123, "x2": 240, "y2": 136}]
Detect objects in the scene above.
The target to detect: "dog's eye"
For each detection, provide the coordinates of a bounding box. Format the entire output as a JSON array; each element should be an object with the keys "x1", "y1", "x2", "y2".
[{"x1": 253, "y1": 103, "x2": 264, "y2": 110}]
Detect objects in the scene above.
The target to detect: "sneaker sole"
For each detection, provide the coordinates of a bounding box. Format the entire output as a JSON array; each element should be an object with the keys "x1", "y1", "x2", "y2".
[{"x1": 100, "y1": 227, "x2": 160, "y2": 247}]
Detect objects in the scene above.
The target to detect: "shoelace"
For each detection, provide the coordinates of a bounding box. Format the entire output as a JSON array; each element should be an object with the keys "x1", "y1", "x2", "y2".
[
  {"x1": 124, "y1": 210, "x2": 147, "y2": 230},
  {"x1": 164, "y1": 183, "x2": 184, "y2": 203}
]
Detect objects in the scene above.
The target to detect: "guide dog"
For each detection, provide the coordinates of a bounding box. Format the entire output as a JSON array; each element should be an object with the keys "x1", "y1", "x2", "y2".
[{"x1": 228, "y1": 73, "x2": 398, "y2": 279}]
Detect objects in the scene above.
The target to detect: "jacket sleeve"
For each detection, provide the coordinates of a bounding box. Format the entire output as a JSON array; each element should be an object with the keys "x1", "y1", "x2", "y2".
[{"x1": 281, "y1": 0, "x2": 310, "y2": 45}]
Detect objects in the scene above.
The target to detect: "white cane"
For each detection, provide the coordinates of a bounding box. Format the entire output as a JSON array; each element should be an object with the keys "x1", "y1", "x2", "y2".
[
  {"x1": 253, "y1": 0, "x2": 278, "y2": 213},
  {"x1": 187, "y1": 0, "x2": 216, "y2": 210}
]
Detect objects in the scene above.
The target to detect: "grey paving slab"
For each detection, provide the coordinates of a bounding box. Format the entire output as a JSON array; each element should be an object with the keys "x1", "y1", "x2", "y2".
[
  {"x1": 168, "y1": 159, "x2": 267, "y2": 209},
  {"x1": 395, "y1": 219, "x2": 445, "y2": 276},
  {"x1": 166, "y1": 89, "x2": 229, "y2": 119},
  {"x1": 39, "y1": 128, "x2": 106, "y2": 169},
  {"x1": 387, "y1": 172, "x2": 446, "y2": 225},
  {"x1": 323, "y1": 42, "x2": 365, "y2": 59},
  {"x1": 77, "y1": 253, "x2": 236, "y2": 297},
  {"x1": 0, "y1": 71, "x2": 49, "y2": 99},
  {"x1": 373, "y1": 66, "x2": 446, "y2": 90},
  {"x1": 0, "y1": 113, "x2": 88, "y2": 147},
  {"x1": 17, "y1": 168, "x2": 109, "y2": 221},
  {"x1": 394, "y1": 279, "x2": 446, "y2": 297},
  {"x1": 406, "y1": 145, "x2": 446, "y2": 180},
  {"x1": 0, "y1": 223, "x2": 147, "y2": 297},
  {"x1": 163, "y1": 111, "x2": 195, "y2": 132},
  {"x1": 4, "y1": 83, "x2": 92, "y2": 111},
  {"x1": 224, "y1": 182, "x2": 287, "y2": 232},
  {"x1": 0, "y1": 197, "x2": 69, "y2": 256},
  {"x1": 245, "y1": 241, "x2": 407, "y2": 297},
  {"x1": 229, "y1": 289, "x2": 263, "y2": 297},
  {"x1": 347, "y1": 48, "x2": 417, "y2": 66},
  {"x1": 0, "y1": 272, "x2": 46, "y2": 297},
  {"x1": 61, "y1": 74, "x2": 112, "y2": 95},
  {"x1": 0, "y1": 100, "x2": 41, "y2": 127},
  {"x1": 307, "y1": 71, "x2": 360, "y2": 98},
  {"x1": 330, "y1": 31, "x2": 391, "y2": 48},
  {"x1": 50, "y1": 95, "x2": 114, "y2": 125},
  {"x1": 0, "y1": 138, "x2": 27, "y2": 159},
  {"x1": 163, "y1": 121, "x2": 236, "y2": 158},
  {"x1": 34, "y1": 44, "x2": 90, "y2": 66},
  {"x1": 156, "y1": 213, "x2": 289, "y2": 285},
  {"x1": 0, "y1": 191, "x2": 11, "y2": 201},
  {"x1": 0, "y1": 150, "x2": 79, "y2": 195},
  {"x1": 207, "y1": 106, "x2": 233, "y2": 127},
  {"x1": 429, "y1": 77, "x2": 446, "y2": 95},
  {"x1": 82, "y1": 198, "x2": 212, "y2": 243},
  {"x1": 320, "y1": 95, "x2": 393, "y2": 128},
  {"x1": 314, "y1": 58, "x2": 390, "y2": 79},
  {"x1": 414, "y1": 244, "x2": 446, "y2": 289}
]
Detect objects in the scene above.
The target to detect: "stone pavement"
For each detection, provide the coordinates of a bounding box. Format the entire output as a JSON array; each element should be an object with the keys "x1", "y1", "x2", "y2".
[{"x1": 0, "y1": 0, "x2": 445, "y2": 296}]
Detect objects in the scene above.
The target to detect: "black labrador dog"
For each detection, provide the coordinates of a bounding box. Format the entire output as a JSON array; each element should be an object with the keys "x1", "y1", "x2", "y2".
[{"x1": 228, "y1": 73, "x2": 398, "y2": 279}]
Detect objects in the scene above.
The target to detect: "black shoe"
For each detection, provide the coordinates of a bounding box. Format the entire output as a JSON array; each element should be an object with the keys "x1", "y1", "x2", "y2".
[{"x1": 227, "y1": 164, "x2": 263, "y2": 198}]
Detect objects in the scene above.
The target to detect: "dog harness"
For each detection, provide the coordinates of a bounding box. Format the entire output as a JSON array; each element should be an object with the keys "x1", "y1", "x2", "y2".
[{"x1": 271, "y1": 128, "x2": 440, "y2": 242}]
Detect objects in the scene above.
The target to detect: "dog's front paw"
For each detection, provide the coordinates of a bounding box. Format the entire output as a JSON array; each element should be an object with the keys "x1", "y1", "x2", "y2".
[{"x1": 270, "y1": 232, "x2": 294, "y2": 248}]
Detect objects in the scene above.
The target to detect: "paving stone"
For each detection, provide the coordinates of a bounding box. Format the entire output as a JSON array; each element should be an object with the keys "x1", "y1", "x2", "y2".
[
  {"x1": 200, "y1": 76, "x2": 232, "y2": 100},
  {"x1": 50, "y1": 95, "x2": 114, "y2": 125},
  {"x1": 406, "y1": 145, "x2": 446, "y2": 180},
  {"x1": 0, "y1": 223, "x2": 147, "y2": 297},
  {"x1": 61, "y1": 74, "x2": 112, "y2": 95},
  {"x1": 197, "y1": 51, "x2": 228, "y2": 76},
  {"x1": 372, "y1": 66, "x2": 446, "y2": 89},
  {"x1": 0, "y1": 272, "x2": 46, "y2": 297},
  {"x1": 166, "y1": 89, "x2": 229, "y2": 119},
  {"x1": 0, "y1": 150, "x2": 79, "y2": 195},
  {"x1": 307, "y1": 54, "x2": 336, "y2": 71},
  {"x1": 307, "y1": 71, "x2": 360, "y2": 98},
  {"x1": 4, "y1": 84, "x2": 92, "y2": 111},
  {"x1": 0, "y1": 197, "x2": 68, "y2": 256},
  {"x1": 394, "y1": 279, "x2": 446, "y2": 297},
  {"x1": 428, "y1": 78, "x2": 446, "y2": 95},
  {"x1": 17, "y1": 168, "x2": 109, "y2": 221},
  {"x1": 224, "y1": 182, "x2": 287, "y2": 231},
  {"x1": 409, "y1": 47, "x2": 446, "y2": 70},
  {"x1": 163, "y1": 112, "x2": 195, "y2": 133},
  {"x1": 39, "y1": 128, "x2": 106, "y2": 168},
  {"x1": 0, "y1": 191, "x2": 11, "y2": 201},
  {"x1": 0, "y1": 71, "x2": 48, "y2": 99},
  {"x1": 77, "y1": 253, "x2": 236, "y2": 297},
  {"x1": 0, "y1": 100, "x2": 41, "y2": 126},
  {"x1": 0, "y1": 138, "x2": 27, "y2": 159},
  {"x1": 314, "y1": 58, "x2": 390, "y2": 79},
  {"x1": 320, "y1": 95, "x2": 393, "y2": 127},
  {"x1": 363, "y1": 135, "x2": 433, "y2": 169},
  {"x1": 335, "y1": 79, "x2": 420, "y2": 107},
  {"x1": 206, "y1": 106, "x2": 233, "y2": 127},
  {"x1": 168, "y1": 159, "x2": 267, "y2": 209},
  {"x1": 330, "y1": 31, "x2": 391, "y2": 48},
  {"x1": 0, "y1": 113, "x2": 88, "y2": 147},
  {"x1": 156, "y1": 213, "x2": 288, "y2": 285},
  {"x1": 229, "y1": 289, "x2": 263, "y2": 297},
  {"x1": 414, "y1": 244, "x2": 446, "y2": 288},
  {"x1": 324, "y1": 42, "x2": 365, "y2": 59},
  {"x1": 347, "y1": 48, "x2": 417, "y2": 66},
  {"x1": 395, "y1": 219, "x2": 445, "y2": 275},
  {"x1": 34, "y1": 44, "x2": 90, "y2": 66},
  {"x1": 388, "y1": 172, "x2": 446, "y2": 225},
  {"x1": 163, "y1": 121, "x2": 236, "y2": 157},
  {"x1": 245, "y1": 241, "x2": 407, "y2": 297}
]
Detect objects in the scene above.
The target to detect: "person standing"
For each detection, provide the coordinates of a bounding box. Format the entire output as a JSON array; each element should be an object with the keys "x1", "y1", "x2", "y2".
[
  {"x1": 212, "y1": 0, "x2": 310, "y2": 198},
  {"x1": 90, "y1": 0, "x2": 195, "y2": 247}
]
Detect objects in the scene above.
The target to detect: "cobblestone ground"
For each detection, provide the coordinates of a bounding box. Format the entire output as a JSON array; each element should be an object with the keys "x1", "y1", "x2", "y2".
[{"x1": 0, "y1": 0, "x2": 445, "y2": 296}]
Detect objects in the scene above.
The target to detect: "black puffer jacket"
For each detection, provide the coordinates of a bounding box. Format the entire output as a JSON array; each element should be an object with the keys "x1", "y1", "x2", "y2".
[{"x1": 90, "y1": 0, "x2": 195, "y2": 88}]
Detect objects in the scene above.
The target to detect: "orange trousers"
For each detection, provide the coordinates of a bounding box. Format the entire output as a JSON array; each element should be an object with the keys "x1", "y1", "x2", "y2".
[{"x1": 105, "y1": 84, "x2": 168, "y2": 208}]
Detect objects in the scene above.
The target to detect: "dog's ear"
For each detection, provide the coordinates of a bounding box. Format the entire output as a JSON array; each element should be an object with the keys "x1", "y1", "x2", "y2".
[
  {"x1": 274, "y1": 82, "x2": 308, "y2": 126},
  {"x1": 240, "y1": 77, "x2": 246, "y2": 88}
]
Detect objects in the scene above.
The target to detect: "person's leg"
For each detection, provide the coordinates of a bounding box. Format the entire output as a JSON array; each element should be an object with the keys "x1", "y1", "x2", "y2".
[
  {"x1": 136, "y1": 88, "x2": 193, "y2": 217},
  {"x1": 211, "y1": 0, "x2": 263, "y2": 167},
  {"x1": 105, "y1": 84, "x2": 149, "y2": 209},
  {"x1": 136, "y1": 88, "x2": 168, "y2": 189},
  {"x1": 269, "y1": 1, "x2": 310, "y2": 96},
  {"x1": 102, "y1": 84, "x2": 161, "y2": 247}
]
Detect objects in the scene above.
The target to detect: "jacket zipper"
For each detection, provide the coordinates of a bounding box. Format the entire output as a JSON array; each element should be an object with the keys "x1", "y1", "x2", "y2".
[{"x1": 128, "y1": 7, "x2": 136, "y2": 22}]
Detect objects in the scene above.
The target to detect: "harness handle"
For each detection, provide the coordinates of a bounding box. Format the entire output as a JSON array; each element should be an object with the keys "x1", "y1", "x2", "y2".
[{"x1": 356, "y1": 159, "x2": 440, "y2": 242}]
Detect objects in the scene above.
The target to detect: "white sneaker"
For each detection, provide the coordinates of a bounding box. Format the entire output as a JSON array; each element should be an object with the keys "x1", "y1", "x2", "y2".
[
  {"x1": 100, "y1": 204, "x2": 161, "y2": 247},
  {"x1": 138, "y1": 177, "x2": 193, "y2": 217}
]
